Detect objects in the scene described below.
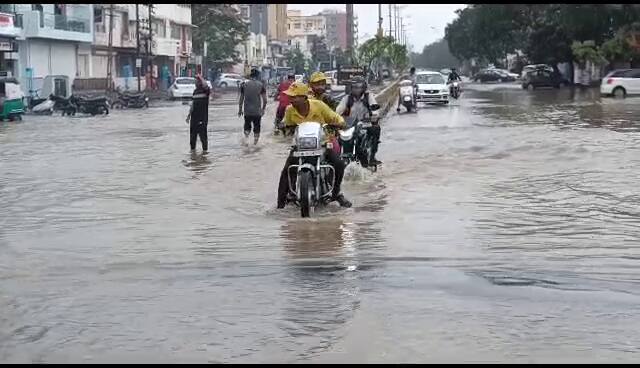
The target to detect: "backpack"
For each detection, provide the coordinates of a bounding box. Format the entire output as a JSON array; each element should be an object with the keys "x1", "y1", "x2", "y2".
[{"x1": 344, "y1": 92, "x2": 371, "y2": 117}]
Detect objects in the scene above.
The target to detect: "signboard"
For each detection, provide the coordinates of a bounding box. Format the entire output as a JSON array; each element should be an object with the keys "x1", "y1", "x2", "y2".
[
  {"x1": 337, "y1": 65, "x2": 366, "y2": 86},
  {"x1": 136, "y1": 58, "x2": 142, "y2": 68},
  {"x1": 0, "y1": 38, "x2": 16, "y2": 52},
  {"x1": 0, "y1": 41, "x2": 13, "y2": 52}
]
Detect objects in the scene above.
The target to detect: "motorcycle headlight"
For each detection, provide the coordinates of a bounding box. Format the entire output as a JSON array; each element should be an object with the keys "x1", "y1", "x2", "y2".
[
  {"x1": 297, "y1": 137, "x2": 318, "y2": 150},
  {"x1": 145, "y1": 97, "x2": 149, "y2": 101}
]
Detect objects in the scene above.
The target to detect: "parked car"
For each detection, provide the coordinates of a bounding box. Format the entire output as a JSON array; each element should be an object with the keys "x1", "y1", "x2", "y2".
[
  {"x1": 600, "y1": 69, "x2": 640, "y2": 98},
  {"x1": 168, "y1": 77, "x2": 212, "y2": 100},
  {"x1": 169, "y1": 77, "x2": 196, "y2": 99},
  {"x1": 521, "y1": 64, "x2": 554, "y2": 79},
  {"x1": 216, "y1": 73, "x2": 243, "y2": 88},
  {"x1": 521, "y1": 67, "x2": 570, "y2": 89},
  {"x1": 473, "y1": 69, "x2": 516, "y2": 83},
  {"x1": 415, "y1": 71, "x2": 450, "y2": 105},
  {"x1": 489, "y1": 67, "x2": 520, "y2": 79}
]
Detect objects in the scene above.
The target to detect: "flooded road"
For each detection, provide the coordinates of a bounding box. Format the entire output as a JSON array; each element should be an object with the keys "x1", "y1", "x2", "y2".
[{"x1": 2, "y1": 84, "x2": 640, "y2": 363}]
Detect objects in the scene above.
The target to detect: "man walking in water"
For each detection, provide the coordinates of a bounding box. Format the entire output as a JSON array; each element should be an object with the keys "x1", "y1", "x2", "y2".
[
  {"x1": 238, "y1": 69, "x2": 268, "y2": 145},
  {"x1": 186, "y1": 75, "x2": 211, "y2": 152}
]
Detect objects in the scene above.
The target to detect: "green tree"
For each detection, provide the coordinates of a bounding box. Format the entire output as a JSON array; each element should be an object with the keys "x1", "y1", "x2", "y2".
[
  {"x1": 192, "y1": 4, "x2": 249, "y2": 68},
  {"x1": 285, "y1": 48, "x2": 307, "y2": 74},
  {"x1": 387, "y1": 43, "x2": 409, "y2": 73},
  {"x1": 412, "y1": 38, "x2": 459, "y2": 70}
]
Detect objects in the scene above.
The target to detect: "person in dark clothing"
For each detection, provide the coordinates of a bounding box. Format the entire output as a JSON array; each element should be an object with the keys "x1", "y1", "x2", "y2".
[
  {"x1": 186, "y1": 75, "x2": 211, "y2": 152},
  {"x1": 448, "y1": 68, "x2": 462, "y2": 83}
]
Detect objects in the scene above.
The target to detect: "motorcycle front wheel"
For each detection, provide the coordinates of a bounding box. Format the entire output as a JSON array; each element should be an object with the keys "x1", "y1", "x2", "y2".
[{"x1": 299, "y1": 170, "x2": 314, "y2": 218}]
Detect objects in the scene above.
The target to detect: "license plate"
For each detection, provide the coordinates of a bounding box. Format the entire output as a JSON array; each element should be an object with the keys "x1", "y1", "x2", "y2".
[
  {"x1": 360, "y1": 122, "x2": 372, "y2": 128},
  {"x1": 293, "y1": 150, "x2": 322, "y2": 157}
]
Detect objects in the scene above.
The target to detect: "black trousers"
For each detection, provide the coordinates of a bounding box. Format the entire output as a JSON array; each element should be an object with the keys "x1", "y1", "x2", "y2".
[
  {"x1": 368, "y1": 123, "x2": 381, "y2": 159},
  {"x1": 190, "y1": 121, "x2": 208, "y2": 151},
  {"x1": 244, "y1": 115, "x2": 262, "y2": 135},
  {"x1": 277, "y1": 149, "x2": 346, "y2": 206}
]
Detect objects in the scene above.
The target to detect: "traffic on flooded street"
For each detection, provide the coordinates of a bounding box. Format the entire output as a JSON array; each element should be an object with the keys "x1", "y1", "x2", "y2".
[
  {"x1": 2, "y1": 79, "x2": 640, "y2": 363},
  {"x1": 2, "y1": 2, "x2": 640, "y2": 364}
]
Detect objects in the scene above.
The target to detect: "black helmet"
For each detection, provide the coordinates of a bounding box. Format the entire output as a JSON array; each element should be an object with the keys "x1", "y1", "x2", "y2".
[
  {"x1": 350, "y1": 76, "x2": 367, "y2": 91},
  {"x1": 410, "y1": 66, "x2": 416, "y2": 73}
]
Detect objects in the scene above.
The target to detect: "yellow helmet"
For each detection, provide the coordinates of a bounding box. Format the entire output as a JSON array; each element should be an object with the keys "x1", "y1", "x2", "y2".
[
  {"x1": 309, "y1": 71, "x2": 328, "y2": 84},
  {"x1": 284, "y1": 82, "x2": 310, "y2": 97}
]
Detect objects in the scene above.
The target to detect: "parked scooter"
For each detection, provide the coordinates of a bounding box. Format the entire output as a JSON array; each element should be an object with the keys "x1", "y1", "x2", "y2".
[
  {"x1": 111, "y1": 88, "x2": 149, "y2": 109},
  {"x1": 68, "y1": 94, "x2": 110, "y2": 116},
  {"x1": 31, "y1": 97, "x2": 55, "y2": 115},
  {"x1": 49, "y1": 94, "x2": 75, "y2": 116}
]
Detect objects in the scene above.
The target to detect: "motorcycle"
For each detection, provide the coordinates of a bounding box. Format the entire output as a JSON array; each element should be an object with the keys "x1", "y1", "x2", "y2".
[
  {"x1": 335, "y1": 105, "x2": 381, "y2": 171},
  {"x1": 285, "y1": 122, "x2": 337, "y2": 218},
  {"x1": 111, "y1": 89, "x2": 149, "y2": 109},
  {"x1": 68, "y1": 94, "x2": 110, "y2": 116},
  {"x1": 449, "y1": 81, "x2": 461, "y2": 99},
  {"x1": 49, "y1": 94, "x2": 75, "y2": 116},
  {"x1": 399, "y1": 79, "x2": 416, "y2": 112}
]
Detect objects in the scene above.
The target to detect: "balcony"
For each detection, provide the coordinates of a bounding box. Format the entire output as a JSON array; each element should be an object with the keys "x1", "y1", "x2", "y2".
[
  {"x1": 20, "y1": 10, "x2": 92, "y2": 43},
  {"x1": 0, "y1": 12, "x2": 21, "y2": 37}
]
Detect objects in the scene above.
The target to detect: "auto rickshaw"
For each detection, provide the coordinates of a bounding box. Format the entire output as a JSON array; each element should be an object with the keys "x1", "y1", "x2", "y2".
[{"x1": 0, "y1": 77, "x2": 25, "y2": 121}]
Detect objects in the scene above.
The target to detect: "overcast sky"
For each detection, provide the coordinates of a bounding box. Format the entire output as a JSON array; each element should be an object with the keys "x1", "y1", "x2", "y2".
[{"x1": 289, "y1": 4, "x2": 465, "y2": 52}]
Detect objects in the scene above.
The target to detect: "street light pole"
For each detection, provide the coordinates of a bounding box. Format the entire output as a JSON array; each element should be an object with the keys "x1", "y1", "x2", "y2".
[
  {"x1": 136, "y1": 4, "x2": 141, "y2": 92},
  {"x1": 377, "y1": 4, "x2": 383, "y2": 37}
]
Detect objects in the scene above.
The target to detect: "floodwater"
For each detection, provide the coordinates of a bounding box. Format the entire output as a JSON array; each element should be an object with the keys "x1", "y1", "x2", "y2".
[{"x1": 2, "y1": 84, "x2": 640, "y2": 363}]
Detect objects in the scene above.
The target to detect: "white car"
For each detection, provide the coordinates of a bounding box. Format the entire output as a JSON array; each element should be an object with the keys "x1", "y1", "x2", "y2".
[
  {"x1": 169, "y1": 77, "x2": 212, "y2": 99},
  {"x1": 601, "y1": 69, "x2": 640, "y2": 98},
  {"x1": 169, "y1": 77, "x2": 196, "y2": 99},
  {"x1": 415, "y1": 71, "x2": 449, "y2": 104},
  {"x1": 216, "y1": 73, "x2": 243, "y2": 88}
]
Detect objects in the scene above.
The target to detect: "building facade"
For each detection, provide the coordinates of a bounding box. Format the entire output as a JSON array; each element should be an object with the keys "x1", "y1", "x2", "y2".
[
  {"x1": 10, "y1": 4, "x2": 93, "y2": 95},
  {"x1": 320, "y1": 9, "x2": 347, "y2": 51}
]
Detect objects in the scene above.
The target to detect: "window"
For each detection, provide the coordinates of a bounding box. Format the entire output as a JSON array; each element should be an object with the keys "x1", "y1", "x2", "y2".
[
  {"x1": 176, "y1": 78, "x2": 196, "y2": 85},
  {"x1": 153, "y1": 20, "x2": 166, "y2": 38},
  {"x1": 294, "y1": 23, "x2": 300, "y2": 29},
  {"x1": 122, "y1": 12, "x2": 128, "y2": 37},
  {"x1": 94, "y1": 7, "x2": 103, "y2": 23},
  {"x1": 306, "y1": 22, "x2": 312, "y2": 28},
  {"x1": 54, "y1": 4, "x2": 65, "y2": 16},
  {"x1": 631, "y1": 70, "x2": 640, "y2": 78},
  {"x1": 288, "y1": 24, "x2": 290, "y2": 30},
  {"x1": 170, "y1": 22, "x2": 180, "y2": 39},
  {"x1": 240, "y1": 6, "x2": 249, "y2": 19},
  {"x1": 416, "y1": 74, "x2": 444, "y2": 84}
]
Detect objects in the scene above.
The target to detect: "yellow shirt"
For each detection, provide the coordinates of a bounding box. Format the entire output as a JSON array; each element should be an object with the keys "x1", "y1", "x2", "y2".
[{"x1": 284, "y1": 99, "x2": 345, "y2": 128}]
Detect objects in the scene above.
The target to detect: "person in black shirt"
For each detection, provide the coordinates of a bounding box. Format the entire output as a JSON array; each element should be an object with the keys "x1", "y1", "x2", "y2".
[{"x1": 186, "y1": 75, "x2": 211, "y2": 152}]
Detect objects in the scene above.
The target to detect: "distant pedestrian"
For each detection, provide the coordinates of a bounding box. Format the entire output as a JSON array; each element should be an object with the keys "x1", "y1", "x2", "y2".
[{"x1": 238, "y1": 68, "x2": 267, "y2": 145}]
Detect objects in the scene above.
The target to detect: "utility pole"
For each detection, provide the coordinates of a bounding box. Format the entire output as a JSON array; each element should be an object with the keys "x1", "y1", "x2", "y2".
[
  {"x1": 148, "y1": 4, "x2": 154, "y2": 90},
  {"x1": 388, "y1": 4, "x2": 392, "y2": 38},
  {"x1": 346, "y1": 4, "x2": 354, "y2": 64},
  {"x1": 377, "y1": 4, "x2": 383, "y2": 37},
  {"x1": 395, "y1": 5, "x2": 399, "y2": 41},
  {"x1": 136, "y1": 4, "x2": 141, "y2": 91},
  {"x1": 107, "y1": 4, "x2": 114, "y2": 91}
]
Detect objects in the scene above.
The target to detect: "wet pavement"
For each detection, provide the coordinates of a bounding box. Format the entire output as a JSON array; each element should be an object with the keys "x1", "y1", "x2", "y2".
[{"x1": 2, "y1": 84, "x2": 640, "y2": 363}]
